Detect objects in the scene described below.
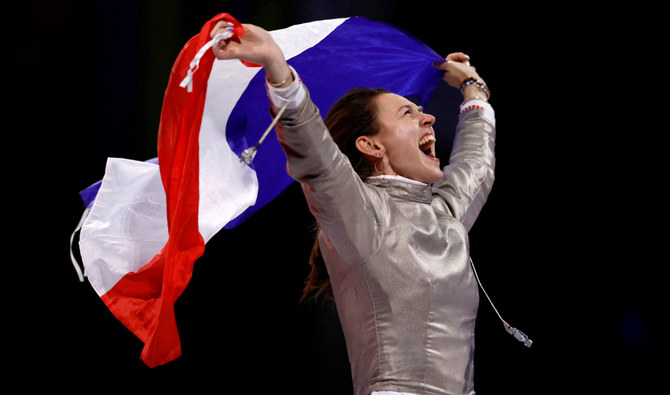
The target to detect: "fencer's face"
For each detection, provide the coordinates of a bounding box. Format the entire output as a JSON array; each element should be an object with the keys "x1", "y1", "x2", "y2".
[{"x1": 372, "y1": 93, "x2": 442, "y2": 184}]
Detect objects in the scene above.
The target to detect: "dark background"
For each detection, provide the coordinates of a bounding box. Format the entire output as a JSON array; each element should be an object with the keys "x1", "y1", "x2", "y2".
[{"x1": 8, "y1": 1, "x2": 667, "y2": 393}]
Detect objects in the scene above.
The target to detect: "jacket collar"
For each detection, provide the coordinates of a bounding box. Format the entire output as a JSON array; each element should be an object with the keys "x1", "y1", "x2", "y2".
[{"x1": 365, "y1": 175, "x2": 433, "y2": 204}]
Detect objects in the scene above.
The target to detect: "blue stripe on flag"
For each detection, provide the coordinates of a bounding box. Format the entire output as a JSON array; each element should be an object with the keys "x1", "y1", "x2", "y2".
[{"x1": 224, "y1": 17, "x2": 449, "y2": 228}]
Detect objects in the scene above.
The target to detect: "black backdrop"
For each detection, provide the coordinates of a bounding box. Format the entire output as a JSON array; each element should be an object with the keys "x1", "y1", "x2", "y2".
[{"x1": 8, "y1": 1, "x2": 667, "y2": 393}]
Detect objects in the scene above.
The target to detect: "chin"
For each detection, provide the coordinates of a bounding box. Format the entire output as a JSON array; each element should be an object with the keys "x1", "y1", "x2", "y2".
[
  {"x1": 424, "y1": 162, "x2": 444, "y2": 184},
  {"x1": 426, "y1": 173, "x2": 444, "y2": 184},
  {"x1": 414, "y1": 169, "x2": 443, "y2": 184}
]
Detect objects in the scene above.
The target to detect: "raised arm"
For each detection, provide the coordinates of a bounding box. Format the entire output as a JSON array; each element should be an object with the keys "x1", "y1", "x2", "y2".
[
  {"x1": 432, "y1": 54, "x2": 496, "y2": 231},
  {"x1": 211, "y1": 21, "x2": 382, "y2": 264}
]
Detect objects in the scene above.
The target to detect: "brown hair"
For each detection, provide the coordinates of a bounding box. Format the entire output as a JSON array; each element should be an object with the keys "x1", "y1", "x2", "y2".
[{"x1": 300, "y1": 87, "x2": 389, "y2": 303}]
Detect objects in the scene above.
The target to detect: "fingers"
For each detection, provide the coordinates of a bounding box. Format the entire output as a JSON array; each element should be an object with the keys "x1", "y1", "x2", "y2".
[
  {"x1": 432, "y1": 52, "x2": 485, "y2": 90},
  {"x1": 445, "y1": 52, "x2": 470, "y2": 65},
  {"x1": 210, "y1": 20, "x2": 234, "y2": 38},
  {"x1": 208, "y1": 23, "x2": 282, "y2": 67},
  {"x1": 210, "y1": 21, "x2": 241, "y2": 60},
  {"x1": 433, "y1": 52, "x2": 472, "y2": 71},
  {"x1": 212, "y1": 37, "x2": 237, "y2": 60}
]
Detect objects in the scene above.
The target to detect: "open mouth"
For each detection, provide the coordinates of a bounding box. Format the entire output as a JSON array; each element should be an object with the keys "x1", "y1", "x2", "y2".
[{"x1": 418, "y1": 134, "x2": 437, "y2": 159}]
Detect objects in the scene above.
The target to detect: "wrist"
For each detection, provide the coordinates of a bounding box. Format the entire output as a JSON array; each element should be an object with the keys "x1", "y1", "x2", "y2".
[
  {"x1": 262, "y1": 47, "x2": 293, "y2": 88},
  {"x1": 461, "y1": 77, "x2": 490, "y2": 101},
  {"x1": 265, "y1": 61, "x2": 293, "y2": 88}
]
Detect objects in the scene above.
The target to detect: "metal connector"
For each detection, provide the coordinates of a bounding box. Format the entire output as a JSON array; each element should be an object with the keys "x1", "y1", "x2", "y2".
[
  {"x1": 504, "y1": 322, "x2": 533, "y2": 348},
  {"x1": 239, "y1": 98, "x2": 293, "y2": 165}
]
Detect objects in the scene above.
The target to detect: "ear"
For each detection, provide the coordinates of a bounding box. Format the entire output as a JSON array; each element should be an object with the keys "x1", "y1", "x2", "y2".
[{"x1": 355, "y1": 135, "x2": 384, "y2": 158}]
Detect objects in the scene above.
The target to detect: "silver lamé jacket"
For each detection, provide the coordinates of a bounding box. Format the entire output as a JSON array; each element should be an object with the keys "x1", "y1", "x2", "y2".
[{"x1": 273, "y1": 85, "x2": 496, "y2": 395}]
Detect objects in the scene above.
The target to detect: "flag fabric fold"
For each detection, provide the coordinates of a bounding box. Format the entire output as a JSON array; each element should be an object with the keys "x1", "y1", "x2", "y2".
[{"x1": 76, "y1": 14, "x2": 455, "y2": 367}]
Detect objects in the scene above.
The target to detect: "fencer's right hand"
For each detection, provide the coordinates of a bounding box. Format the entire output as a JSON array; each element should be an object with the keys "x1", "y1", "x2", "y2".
[{"x1": 210, "y1": 21, "x2": 292, "y2": 87}]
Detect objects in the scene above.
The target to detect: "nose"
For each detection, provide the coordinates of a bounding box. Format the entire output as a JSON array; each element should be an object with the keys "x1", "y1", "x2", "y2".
[{"x1": 422, "y1": 112, "x2": 436, "y2": 127}]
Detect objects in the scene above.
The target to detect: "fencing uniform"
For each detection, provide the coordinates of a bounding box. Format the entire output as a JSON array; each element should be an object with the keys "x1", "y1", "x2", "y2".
[{"x1": 269, "y1": 70, "x2": 496, "y2": 395}]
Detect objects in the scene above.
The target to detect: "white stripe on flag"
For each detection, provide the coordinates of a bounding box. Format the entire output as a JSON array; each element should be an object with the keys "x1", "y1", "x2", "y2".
[
  {"x1": 197, "y1": 18, "x2": 347, "y2": 242},
  {"x1": 79, "y1": 158, "x2": 168, "y2": 296},
  {"x1": 197, "y1": 59, "x2": 260, "y2": 243}
]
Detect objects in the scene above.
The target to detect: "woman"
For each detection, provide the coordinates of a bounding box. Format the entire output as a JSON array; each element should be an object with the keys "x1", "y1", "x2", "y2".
[{"x1": 211, "y1": 21, "x2": 495, "y2": 395}]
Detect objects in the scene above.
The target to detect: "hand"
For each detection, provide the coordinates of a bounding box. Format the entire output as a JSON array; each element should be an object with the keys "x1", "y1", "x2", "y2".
[
  {"x1": 210, "y1": 21, "x2": 293, "y2": 87},
  {"x1": 434, "y1": 52, "x2": 487, "y2": 99}
]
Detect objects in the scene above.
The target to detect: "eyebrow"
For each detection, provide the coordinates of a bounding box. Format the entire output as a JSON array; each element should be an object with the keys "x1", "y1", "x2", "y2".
[{"x1": 399, "y1": 104, "x2": 423, "y2": 113}]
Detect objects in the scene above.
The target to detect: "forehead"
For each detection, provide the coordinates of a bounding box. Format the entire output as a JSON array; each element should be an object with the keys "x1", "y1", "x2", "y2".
[{"x1": 375, "y1": 93, "x2": 418, "y2": 113}]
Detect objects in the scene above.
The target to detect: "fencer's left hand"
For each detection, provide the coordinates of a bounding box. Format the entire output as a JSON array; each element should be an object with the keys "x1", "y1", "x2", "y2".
[{"x1": 434, "y1": 52, "x2": 485, "y2": 91}]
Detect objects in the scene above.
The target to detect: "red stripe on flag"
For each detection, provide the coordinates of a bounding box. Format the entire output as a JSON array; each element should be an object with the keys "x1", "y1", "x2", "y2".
[{"x1": 100, "y1": 13, "x2": 240, "y2": 367}]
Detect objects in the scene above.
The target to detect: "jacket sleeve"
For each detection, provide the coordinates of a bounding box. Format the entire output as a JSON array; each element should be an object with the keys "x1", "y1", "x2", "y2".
[
  {"x1": 432, "y1": 101, "x2": 496, "y2": 232},
  {"x1": 272, "y1": 87, "x2": 383, "y2": 265}
]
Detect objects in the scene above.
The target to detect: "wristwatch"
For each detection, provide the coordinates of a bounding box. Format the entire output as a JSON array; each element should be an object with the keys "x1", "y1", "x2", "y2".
[{"x1": 460, "y1": 77, "x2": 490, "y2": 99}]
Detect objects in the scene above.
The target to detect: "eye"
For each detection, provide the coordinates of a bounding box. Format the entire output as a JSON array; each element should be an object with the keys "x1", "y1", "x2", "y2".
[{"x1": 400, "y1": 105, "x2": 422, "y2": 118}]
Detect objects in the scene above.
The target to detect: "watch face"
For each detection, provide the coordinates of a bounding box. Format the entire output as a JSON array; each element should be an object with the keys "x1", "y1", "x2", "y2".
[
  {"x1": 462, "y1": 78, "x2": 478, "y2": 88},
  {"x1": 461, "y1": 77, "x2": 477, "y2": 93}
]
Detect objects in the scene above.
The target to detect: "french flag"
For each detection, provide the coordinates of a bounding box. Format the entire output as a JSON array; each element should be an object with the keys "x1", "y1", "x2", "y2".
[{"x1": 73, "y1": 13, "x2": 453, "y2": 367}]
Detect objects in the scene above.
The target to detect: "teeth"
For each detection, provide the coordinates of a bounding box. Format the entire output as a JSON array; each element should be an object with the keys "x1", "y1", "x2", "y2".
[{"x1": 418, "y1": 135, "x2": 436, "y2": 149}]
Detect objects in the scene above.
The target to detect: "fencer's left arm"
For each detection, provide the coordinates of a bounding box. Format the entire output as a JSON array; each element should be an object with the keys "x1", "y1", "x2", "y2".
[{"x1": 432, "y1": 100, "x2": 496, "y2": 232}]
